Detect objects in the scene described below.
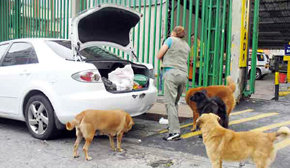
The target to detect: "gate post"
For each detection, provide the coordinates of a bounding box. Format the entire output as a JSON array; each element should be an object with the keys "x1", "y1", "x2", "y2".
[{"x1": 230, "y1": 0, "x2": 246, "y2": 102}]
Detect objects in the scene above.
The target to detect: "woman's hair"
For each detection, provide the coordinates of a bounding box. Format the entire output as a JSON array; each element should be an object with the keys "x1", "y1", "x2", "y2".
[{"x1": 173, "y1": 26, "x2": 185, "y2": 38}]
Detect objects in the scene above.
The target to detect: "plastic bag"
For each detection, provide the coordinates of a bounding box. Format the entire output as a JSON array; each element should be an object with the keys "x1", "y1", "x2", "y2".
[{"x1": 108, "y1": 64, "x2": 134, "y2": 91}]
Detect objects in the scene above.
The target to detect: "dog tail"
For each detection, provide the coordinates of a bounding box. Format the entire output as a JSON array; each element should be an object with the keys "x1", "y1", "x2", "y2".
[
  {"x1": 226, "y1": 76, "x2": 236, "y2": 93},
  {"x1": 276, "y1": 126, "x2": 290, "y2": 139},
  {"x1": 66, "y1": 111, "x2": 86, "y2": 131}
]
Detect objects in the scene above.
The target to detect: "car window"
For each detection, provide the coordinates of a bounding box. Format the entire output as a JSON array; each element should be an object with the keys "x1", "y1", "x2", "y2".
[
  {"x1": 1, "y1": 42, "x2": 38, "y2": 66},
  {"x1": 45, "y1": 40, "x2": 74, "y2": 60},
  {"x1": 45, "y1": 40, "x2": 121, "y2": 61},
  {"x1": 80, "y1": 47, "x2": 122, "y2": 61},
  {"x1": 257, "y1": 54, "x2": 264, "y2": 61},
  {"x1": 0, "y1": 44, "x2": 9, "y2": 60}
]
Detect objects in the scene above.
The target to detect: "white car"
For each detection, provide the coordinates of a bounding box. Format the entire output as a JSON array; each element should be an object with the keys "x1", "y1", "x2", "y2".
[
  {"x1": 0, "y1": 5, "x2": 157, "y2": 139},
  {"x1": 248, "y1": 52, "x2": 271, "y2": 80}
]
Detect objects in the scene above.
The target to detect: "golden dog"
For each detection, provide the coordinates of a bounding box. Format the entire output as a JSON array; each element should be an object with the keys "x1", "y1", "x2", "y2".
[
  {"x1": 197, "y1": 113, "x2": 290, "y2": 168},
  {"x1": 186, "y1": 76, "x2": 236, "y2": 131},
  {"x1": 66, "y1": 109, "x2": 134, "y2": 161}
]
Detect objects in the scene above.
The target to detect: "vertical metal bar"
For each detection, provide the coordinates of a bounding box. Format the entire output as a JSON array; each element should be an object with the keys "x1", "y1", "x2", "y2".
[
  {"x1": 249, "y1": 0, "x2": 260, "y2": 93},
  {"x1": 50, "y1": 0, "x2": 53, "y2": 37},
  {"x1": 2, "y1": 0, "x2": 5, "y2": 40},
  {"x1": 37, "y1": 0, "x2": 40, "y2": 37},
  {"x1": 1, "y1": 1, "x2": 3, "y2": 41},
  {"x1": 15, "y1": 0, "x2": 18, "y2": 38},
  {"x1": 170, "y1": 0, "x2": 175, "y2": 31},
  {"x1": 225, "y1": 0, "x2": 233, "y2": 83},
  {"x1": 274, "y1": 57, "x2": 279, "y2": 101},
  {"x1": 54, "y1": 0, "x2": 56, "y2": 37},
  {"x1": 182, "y1": 0, "x2": 186, "y2": 27},
  {"x1": 66, "y1": 0, "x2": 69, "y2": 39},
  {"x1": 20, "y1": 0, "x2": 23, "y2": 38},
  {"x1": 84, "y1": 0, "x2": 87, "y2": 9},
  {"x1": 176, "y1": 0, "x2": 180, "y2": 26},
  {"x1": 60, "y1": 0, "x2": 62, "y2": 38},
  {"x1": 218, "y1": 0, "x2": 227, "y2": 85},
  {"x1": 146, "y1": 0, "x2": 151, "y2": 63},
  {"x1": 141, "y1": 0, "x2": 147, "y2": 63},
  {"x1": 41, "y1": 0, "x2": 43, "y2": 37},
  {"x1": 164, "y1": 0, "x2": 169, "y2": 38},
  {"x1": 212, "y1": 0, "x2": 221, "y2": 85},
  {"x1": 62, "y1": 0, "x2": 66, "y2": 38},
  {"x1": 13, "y1": 0, "x2": 16, "y2": 38},
  {"x1": 204, "y1": 0, "x2": 213, "y2": 86},
  {"x1": 136, "y1": 0, "x2": 141, "y2": 59},
  {"x1": 198, "y1": 0, "x2": 206, "y2": 86},
  {"x1": 132, "y1": 0, "x2": 136, "y2": 47},
  {"x1": 157, "y1": 0, "x2": 166, "y2": 95},
  {"x1": 185, "y1": 0, "x2": 193, "y2": 90},
  {"x1": 190, "y1": 0, "x2": 198, "y2": 88},
  {"x1": 151, "y1": 0, "x2": 158, "y2": 68},
  {"x1": 6, "y1": 0, "x2": 8, "y2": 40}
]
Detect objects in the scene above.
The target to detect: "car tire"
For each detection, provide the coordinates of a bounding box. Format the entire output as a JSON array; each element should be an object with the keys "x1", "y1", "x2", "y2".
[
  {"x1": 24, "y1": 94, "x2": 58, "y2": 140},
  {"x1": 255, "y1": 68, "x2": 262, "y2": 80}
]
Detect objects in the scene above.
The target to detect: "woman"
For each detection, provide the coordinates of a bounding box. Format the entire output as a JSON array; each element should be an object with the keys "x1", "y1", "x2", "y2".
[{"x1": 157, "y1": 26, "x2": 190, "y2": 141}]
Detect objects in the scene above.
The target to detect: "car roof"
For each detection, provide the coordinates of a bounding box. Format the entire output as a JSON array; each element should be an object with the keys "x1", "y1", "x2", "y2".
[{"x1": 0, "y1": 38, "x2": 70, "y2": 45}]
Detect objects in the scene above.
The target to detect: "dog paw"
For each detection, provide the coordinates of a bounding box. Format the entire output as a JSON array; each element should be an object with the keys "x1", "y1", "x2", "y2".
[
  {"x1": 86, "y1": 156, "x2": 92, "y2": 161},
  {"x1": 111, "y1": 147, "x2": 117, "y2": 151},
  {"x1": 117, "y1": 148, "x2": 123, "y2": 152},
  {"x1": 191, "y1": 128, "x2": 197, "y2": 132},
  {"x1": 73, "y1": 155, "x2": 80, "y2": 158}
]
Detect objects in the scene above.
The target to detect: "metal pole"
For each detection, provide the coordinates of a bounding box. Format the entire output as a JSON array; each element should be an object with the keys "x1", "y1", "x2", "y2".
[
  {"x1": 218, "y1": 0, "x2": 227, "y2": 85},
  {"x1": 249, "y1": 0, "x2": 260, "y2": 93},
  {"x1": 190, "y1": 0, "x2": 198, "y2": 88},
  {"x1": 274, "y1": 56, "x2": 279, "y2": 101}
]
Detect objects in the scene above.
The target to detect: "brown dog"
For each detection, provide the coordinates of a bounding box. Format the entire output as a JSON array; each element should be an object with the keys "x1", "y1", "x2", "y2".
[
  {"x1": 197, "y1": 113, "x2": 290, "y2": 168},
  {"x1": 185, "y1": 76, "x2": 236, "y2": 131},
  {"x1": 66, "y1": 109, "x2": 134, "y2": 161}
]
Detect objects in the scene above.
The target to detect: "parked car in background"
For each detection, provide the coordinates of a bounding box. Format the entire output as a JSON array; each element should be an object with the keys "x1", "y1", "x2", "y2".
[
  {"x1": 248, "y1": 52, "x2": 271, "y2": 80},
  {"x1": 0, "y1": 5, "x2": 157, "y2": 140},
  {"x1": 269, "y1": 55, "x2": 288, "y2": 73}
]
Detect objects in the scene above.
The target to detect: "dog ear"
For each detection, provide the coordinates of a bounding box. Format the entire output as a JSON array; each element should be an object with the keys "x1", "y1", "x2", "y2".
[{"x1": 125, "y1": 113, "x2": 134, "y2": 132}]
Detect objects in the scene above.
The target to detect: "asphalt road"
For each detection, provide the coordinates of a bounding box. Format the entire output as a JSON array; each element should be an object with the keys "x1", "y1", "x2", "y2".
[{"x1": 1, "y1": 98, "x2": 290, "y2": 168}]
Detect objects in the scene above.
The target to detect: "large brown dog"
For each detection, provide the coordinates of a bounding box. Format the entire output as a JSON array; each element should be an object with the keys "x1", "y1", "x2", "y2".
[
  {"x1": 66, "y1": 109, "x2": 134, "y2": 161},
  {"x1": 197, "y1": 113, "x2": 290, "y2": 168},
  {"x1": 185, "y1": 76, "x2": 236, "y2": 131}
]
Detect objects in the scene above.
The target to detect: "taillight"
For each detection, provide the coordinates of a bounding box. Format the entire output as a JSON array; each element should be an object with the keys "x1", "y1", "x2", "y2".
[{"x1": 72, "y1": 70, "x2": 101, "y2": 83}]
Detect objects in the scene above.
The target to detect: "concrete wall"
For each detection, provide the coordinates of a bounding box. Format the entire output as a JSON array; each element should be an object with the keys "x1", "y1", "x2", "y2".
[{"x1": 230, "y1": 0, "x2": 244, "y2": 102}]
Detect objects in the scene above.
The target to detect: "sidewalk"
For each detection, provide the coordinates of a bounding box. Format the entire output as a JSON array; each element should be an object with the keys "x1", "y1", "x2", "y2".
[{"x1": 147, "y1": 96, "x2": 193, "y2": 118}]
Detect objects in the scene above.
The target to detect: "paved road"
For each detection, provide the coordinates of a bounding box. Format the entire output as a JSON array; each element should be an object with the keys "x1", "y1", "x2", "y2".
[{"x1": 0, "y1": 98, "x2": 290, "y2": 167}]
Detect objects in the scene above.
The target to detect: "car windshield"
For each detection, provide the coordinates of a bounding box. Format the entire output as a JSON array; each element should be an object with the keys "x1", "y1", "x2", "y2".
[{"x1": 45, "y1": 40, "x2": 121, "y2": 61}]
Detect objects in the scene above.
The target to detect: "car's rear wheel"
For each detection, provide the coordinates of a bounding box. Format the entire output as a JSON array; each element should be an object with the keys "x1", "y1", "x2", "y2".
[
  {"x1": 255, "y1": 68, "x2": 262, "y2": 80},
  {"x1": 25, "y1": 95, "x2": 58, "y2": 140},
  {"x1": 249, "y1": 68, "x2": 263, "y2": 80}
]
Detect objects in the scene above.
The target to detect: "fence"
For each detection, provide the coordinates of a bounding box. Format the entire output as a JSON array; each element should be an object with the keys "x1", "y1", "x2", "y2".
[{"x1": 0, "y1": 0, "x2": 259, "y2": 96}]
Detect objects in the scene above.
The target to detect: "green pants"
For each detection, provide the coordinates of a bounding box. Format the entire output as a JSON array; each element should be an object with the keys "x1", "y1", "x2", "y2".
[{"x1": 163, "y1": 69, "x2": 187, "y2": 134}]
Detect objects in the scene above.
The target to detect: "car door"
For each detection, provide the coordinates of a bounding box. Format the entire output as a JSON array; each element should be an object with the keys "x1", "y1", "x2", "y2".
[{"x1": 0, "y1": 42, "x2": 38, "y2": 115}]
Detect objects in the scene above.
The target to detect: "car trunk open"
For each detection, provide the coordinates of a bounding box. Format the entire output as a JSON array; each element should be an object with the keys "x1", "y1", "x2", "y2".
[
  {"x1": 71, "y1": 5, "x2": 141, "y2": 53},
  {"x1": 67, "y1": 5, "x2": 150, "y2": 93}
]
